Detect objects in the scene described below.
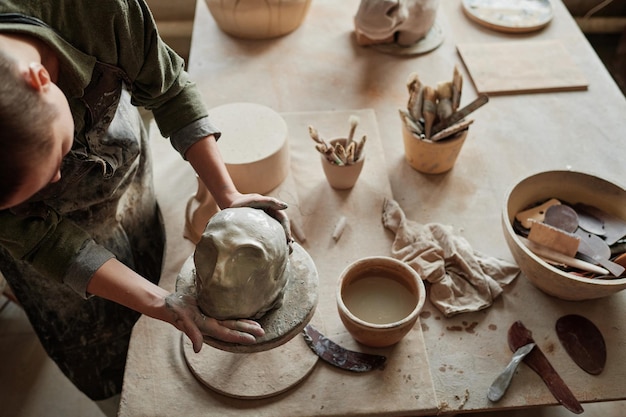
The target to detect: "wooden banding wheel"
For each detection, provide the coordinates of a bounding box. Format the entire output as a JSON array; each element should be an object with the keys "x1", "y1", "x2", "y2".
[
  {"x1": 180, "y1": 315, "x2": 324, "y2": 399},
  {"x1": 177, "y1": 242, "x2": 320, "y2": 398}
]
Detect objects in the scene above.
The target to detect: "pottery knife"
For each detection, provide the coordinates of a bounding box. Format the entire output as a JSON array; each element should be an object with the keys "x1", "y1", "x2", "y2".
[
  {"x1": 508, "y1": 321, "x2": 584, "y2": 414},
  {"x1": 302, "y1": 324, "x2": 386, "y2": 372}
]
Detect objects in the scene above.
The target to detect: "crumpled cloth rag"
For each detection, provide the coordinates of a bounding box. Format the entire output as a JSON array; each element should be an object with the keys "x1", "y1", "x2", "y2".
[{"x1": 382, "y1": 198, "x2": 519, "y2": 317}]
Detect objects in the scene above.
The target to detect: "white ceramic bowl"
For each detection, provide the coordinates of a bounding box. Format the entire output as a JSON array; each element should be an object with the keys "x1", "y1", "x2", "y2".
[
  {"x1": 336, "y1": 256, "x2": 426, "y2": 347},
  {"x1": 502, "y1": 170, "x2": 626, "y2": 300}
]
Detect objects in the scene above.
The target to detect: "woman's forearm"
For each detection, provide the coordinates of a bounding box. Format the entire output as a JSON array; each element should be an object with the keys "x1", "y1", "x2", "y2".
[
  {"x1": 85, "y1": 257, "x2": 265, "y2": 351},
  {"x1": 85, "y1": 258, "x2": 171, "y2": 323},
  {"x1": 185, "y1": 134, "x2": 240, "y2": 209}
]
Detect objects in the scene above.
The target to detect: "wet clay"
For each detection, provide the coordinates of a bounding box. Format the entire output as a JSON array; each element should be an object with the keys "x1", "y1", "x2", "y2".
[{"x1": 194, "y1": 207, "x2": 290, "y2": 320}]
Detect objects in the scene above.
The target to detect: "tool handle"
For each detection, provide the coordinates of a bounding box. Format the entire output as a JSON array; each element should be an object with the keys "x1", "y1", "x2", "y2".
[
  {"x1": 519, "y1": 236, "x2": 609, "y2": 275},
  {"x1": 431, "y1": 94, "x2": 488, "y2": 135},
  {"x1": 487, "y1": 343, "x2": 535, "y2": 402}
]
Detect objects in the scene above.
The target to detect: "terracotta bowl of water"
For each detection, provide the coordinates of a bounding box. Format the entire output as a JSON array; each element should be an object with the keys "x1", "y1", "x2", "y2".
[
  {"x1": 336, "y1": 256, "x2": 426, "y2": 348},
  {"x1": 503, "y1": 170, "x2": 626, "y2": 300}
]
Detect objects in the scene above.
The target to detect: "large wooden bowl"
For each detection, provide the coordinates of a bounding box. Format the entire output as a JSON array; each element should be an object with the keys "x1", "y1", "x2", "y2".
[
  {"x1": 502, "y1": 170, "x2": 626, "y2": 300},
  {"x1": 206, "y1": 0, "x2": 312, "y2": 40}
]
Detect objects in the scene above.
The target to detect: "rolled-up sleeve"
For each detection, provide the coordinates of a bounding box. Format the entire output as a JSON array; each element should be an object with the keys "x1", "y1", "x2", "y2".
[
  {"x1": 169, "y1": 116, "x2": 222, "y2": 159},
  {"x1": 109, "y1": 0, "x2": 215, "y2": 146},
  {"x1": 0, "y1": 207, "x2": 115, "y2": 298}
]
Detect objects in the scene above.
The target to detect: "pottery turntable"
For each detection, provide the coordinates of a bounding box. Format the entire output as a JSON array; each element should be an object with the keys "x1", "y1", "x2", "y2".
[
  {"x1": 177, "y1": 103, "x2": 321, "y2": 399},
  {"x1": 176, "y1": 241, "x2": 320, "y2": 399}
]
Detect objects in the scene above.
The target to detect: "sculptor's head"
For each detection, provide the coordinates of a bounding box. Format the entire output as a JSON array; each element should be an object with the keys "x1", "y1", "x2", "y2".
[
  {"x1": 0, "y1": 45, "x2": 74, "y2": 210},
  {"x1": 194, "y1": 207, "x2": 290, "y2": 320}
]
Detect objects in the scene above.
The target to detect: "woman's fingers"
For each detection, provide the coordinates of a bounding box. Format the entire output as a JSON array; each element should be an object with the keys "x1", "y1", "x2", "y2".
[
  {"x1": 230, "y1": 194, "x2": 287, "y2": 211},
  {"x1": 198, "y1": 317, "x2": 264, "y2": 345},
  {"x1": 229, "y1": 194, "x2": 294, "y2": 250},
  {"x1": 219, "y1": 319, "x2": 265, "y2": 337}
]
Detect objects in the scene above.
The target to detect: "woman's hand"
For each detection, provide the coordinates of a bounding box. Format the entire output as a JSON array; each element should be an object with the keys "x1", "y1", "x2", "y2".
[
  {"x1": 87, "y1": 259, "x2": 265, "y2": 354},
  {"x1": 229, "y1": 192, "x2": 293, "y2": 251},
  {"x1": 164, "y1": 292, "x2": 265, "y2": 353},
  {"x1": 185, "y1": 135, "x2": 293, "y2": 250}
]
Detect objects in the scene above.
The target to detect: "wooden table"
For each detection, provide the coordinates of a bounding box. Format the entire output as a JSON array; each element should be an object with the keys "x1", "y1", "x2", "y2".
[{"x1": 119, "y1": 0, "x2": 626, "y2": 415}]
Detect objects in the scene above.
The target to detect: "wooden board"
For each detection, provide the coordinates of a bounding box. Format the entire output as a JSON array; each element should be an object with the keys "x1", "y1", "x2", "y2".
[{"x1": 457, "y1": 40, "x2": 589, "y2": 95}]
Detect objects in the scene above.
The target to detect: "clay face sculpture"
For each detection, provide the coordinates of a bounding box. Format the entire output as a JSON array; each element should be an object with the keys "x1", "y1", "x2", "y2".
[
  {"x1": 354, "y1": 0, "x2": 439, "y2": 46},
  {"x1": 194, "y1": 207, "x2": 290, "y2": 320}
]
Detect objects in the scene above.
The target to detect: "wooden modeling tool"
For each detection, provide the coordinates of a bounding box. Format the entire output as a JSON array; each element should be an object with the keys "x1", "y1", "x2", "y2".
[
  {"x1": 355, "y1": 135, "x2": 367, "y2": 161},
  {"x1": 429, "y1": 118, "x2": 473, "y2": 142},
  {"x1": 436, "y1": 81, "x2": 453, "y2": 121},
  {"x1": 452, "y1": 65, "x2": 463, "y2": 112},
  {"x1": 347, "y1": 115, "x2": 359, "y2": 148},
  {"x1": 309, "y1": 116, "x2": 365, "y2": 166},
  {"x1": 422, "y1": 86, "x2": 437, "y2": 138},
  {"x1": 508, "y1": 321, "x2": 584, "y2": 414},
  {"x1": 407, "y1": 72, "x2": 424, "y2": 121},
  {"x1": 431, "y1": 93, "x2": 489, "y2": 136},
  {"x1": 527, "y1": 220, "x2": 580, "y2": 258},
  {"x1": 399, "y1": 108, "x2": 423, "y2": 135},
  {"x1": 541, "y1": 205, "x2": 625, "y2": 276},
  {"x1": 518, "y1": 236, "x2": 608, "y2": 275},
  {"x1": 515, "y1": 198, "x2": 561, "y2": 229}
]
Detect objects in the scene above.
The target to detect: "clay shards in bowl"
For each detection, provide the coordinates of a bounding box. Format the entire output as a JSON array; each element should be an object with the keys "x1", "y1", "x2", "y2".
[
  {"x1": 336, "y1": 256, "x2": 426, "y2": 348},
  {"x1": 502, "y1": 170, "x2": 626, "y2": 301}
]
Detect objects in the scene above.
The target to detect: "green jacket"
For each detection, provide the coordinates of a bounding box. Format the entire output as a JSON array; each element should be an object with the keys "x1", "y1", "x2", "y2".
[{"x1": 0, "y1": 0, "x2": 219, "y2": 295}]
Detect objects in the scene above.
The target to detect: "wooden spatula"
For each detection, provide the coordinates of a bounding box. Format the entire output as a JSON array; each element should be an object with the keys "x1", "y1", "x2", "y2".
[{"x1": 508, "y1": 321, "x2": 584, "y2": 414}]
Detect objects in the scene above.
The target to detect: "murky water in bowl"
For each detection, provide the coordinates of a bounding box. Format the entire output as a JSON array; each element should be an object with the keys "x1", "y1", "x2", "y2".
[{"x1": 343, "y1": 276, "x2": 417, "y2": 324}]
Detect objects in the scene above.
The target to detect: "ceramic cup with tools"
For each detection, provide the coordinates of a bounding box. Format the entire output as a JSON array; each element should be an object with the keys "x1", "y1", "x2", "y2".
[
  {"x1": 320, "y1": 138, "x2": 365, "y2": 190},
  {"x1": 336, "y1": 256, "x2": 426, "y2": 347},
  {"x1": 400, "y1": 69, "x2": 487, "y2": 175},
  {"x1": 402, "y1": 125, "x2": 468, "y2": 174}
]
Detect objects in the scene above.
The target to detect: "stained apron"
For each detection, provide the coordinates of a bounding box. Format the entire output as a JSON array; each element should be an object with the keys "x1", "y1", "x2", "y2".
[{"x1": 0, "y1": 89, "x2": 165, "y2": 400}]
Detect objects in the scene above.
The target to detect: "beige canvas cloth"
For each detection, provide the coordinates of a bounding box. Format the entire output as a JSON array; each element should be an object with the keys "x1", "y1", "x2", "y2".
[{"x1": 382, "y1": 198, "x2": 519, "y2": 317}]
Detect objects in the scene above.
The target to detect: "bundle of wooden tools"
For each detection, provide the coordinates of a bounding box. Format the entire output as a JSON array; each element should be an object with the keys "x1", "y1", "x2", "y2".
[
  {"x1": 309, "y1": 115, "x2": 367, "y2": 166},
  {"x1": 399, "y1": 65, "x2": 488, "y2": 142}
]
